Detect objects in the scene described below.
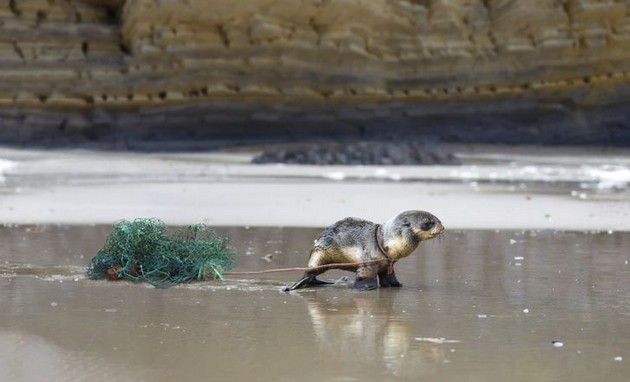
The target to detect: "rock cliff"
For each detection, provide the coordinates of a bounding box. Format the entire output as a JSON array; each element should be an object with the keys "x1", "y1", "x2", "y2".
[{"x1": 1, "y1": 0, "x2": 629, "y2": 146}]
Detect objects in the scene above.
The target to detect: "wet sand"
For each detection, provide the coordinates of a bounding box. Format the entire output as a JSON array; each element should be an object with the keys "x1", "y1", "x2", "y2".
[{"x1": 1, "y1": 225, "x2": 629, "y2": 381}]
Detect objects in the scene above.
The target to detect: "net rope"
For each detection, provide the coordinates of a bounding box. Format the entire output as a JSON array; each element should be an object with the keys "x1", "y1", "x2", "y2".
[{"x1": 86, "y1": 218, "x2": 236, "y2": 288}]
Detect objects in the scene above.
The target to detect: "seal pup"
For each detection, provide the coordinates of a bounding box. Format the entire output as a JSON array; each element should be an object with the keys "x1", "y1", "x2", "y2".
[{"x1": 283, "y1": 210, "x2": 444, "y2": 291}]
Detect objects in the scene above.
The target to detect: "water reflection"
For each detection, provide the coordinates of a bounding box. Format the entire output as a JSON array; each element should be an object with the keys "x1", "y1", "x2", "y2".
[{"x1": 303, "y1": 290, "x2": 446, "y2": 379}]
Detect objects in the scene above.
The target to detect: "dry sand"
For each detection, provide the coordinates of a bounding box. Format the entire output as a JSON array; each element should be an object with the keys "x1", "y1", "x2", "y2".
[{"x1": 0, "y1": 145, "x2": 629, "y2": 231}]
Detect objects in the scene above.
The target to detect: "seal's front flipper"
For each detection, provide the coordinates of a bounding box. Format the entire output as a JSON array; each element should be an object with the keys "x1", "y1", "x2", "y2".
[
  {"x1": 282, "y1": 274, "x2": 334, "y2": 292},
  {"x1": 378, "y1": 269, "x2": 402, "y2": 288}
]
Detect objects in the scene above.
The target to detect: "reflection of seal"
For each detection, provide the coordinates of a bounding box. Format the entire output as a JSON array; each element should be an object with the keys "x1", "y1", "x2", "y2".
[
  {"x1": 283, "y1": 210, "x2": 444, "y2": 291},
  {"x1": 303, "y1": 293, "x2": 447, "y2": 378}
]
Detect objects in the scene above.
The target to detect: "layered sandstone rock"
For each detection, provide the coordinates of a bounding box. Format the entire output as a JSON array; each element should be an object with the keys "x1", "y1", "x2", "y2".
[{"x1": 0, "y1": 0, "x2": 629, "y2": 145}]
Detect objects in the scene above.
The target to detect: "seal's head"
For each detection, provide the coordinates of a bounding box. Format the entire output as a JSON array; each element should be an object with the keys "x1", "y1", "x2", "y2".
[
  {"x1": 393, "y1": 210, "x2": 445, "y2": 241},
  {"x1": 380, "y1": 210, "x2": 445, "y2": 260}
]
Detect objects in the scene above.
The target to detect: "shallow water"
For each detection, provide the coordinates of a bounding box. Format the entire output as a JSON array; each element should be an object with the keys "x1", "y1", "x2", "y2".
[{"x1": 1, "y1": 225, "x2": 629, "y2": 381}]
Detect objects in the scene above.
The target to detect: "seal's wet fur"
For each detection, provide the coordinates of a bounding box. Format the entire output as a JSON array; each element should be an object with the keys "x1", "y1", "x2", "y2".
[{"x1": 283, "y1": 210, "x2": 444, "y2": 291}]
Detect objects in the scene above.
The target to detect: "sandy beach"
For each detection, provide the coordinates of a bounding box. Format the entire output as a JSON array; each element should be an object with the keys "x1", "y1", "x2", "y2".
[
  {"x1": 2, "y1": 145, "x2": 630, "y2": 382},
  {"x1": 1, "y1": 145, "x2": 629, "y2": 231}
]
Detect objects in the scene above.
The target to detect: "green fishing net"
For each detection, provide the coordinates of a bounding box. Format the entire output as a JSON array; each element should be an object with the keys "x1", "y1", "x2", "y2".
[{"x1": 86, "y1": 218, "x2": 236, "y2": 288}]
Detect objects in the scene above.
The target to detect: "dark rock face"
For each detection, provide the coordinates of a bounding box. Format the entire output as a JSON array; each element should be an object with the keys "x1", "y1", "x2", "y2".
[
  {"x1": 2, "y1": 99, "x2": 629, "y2": 150},
  {"x1": 252, "y1": 141, "x2": 460, "y2": 165},
  {"x1": 1, "y1": 1, "x2": 630, "y2": 147}
]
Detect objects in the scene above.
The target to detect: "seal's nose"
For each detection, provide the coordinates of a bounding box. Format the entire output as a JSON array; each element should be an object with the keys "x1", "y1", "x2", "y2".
[{"x1": 431, "y1": 221, "x2": 445, "y2": 236}]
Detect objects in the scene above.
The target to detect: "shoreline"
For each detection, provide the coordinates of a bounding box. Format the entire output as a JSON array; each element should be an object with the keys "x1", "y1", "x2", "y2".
[{"x1": 1, "y1": 145, "x2": 628, "y2": 231}]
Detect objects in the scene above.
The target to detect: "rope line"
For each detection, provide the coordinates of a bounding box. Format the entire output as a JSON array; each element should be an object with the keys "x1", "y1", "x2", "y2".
[{"x1": 222, "y1": 258, "x2": 387, "y2": 276}]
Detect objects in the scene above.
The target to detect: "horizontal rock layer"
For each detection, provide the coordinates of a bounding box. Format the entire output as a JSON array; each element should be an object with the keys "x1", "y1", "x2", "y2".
[{"x1": 0, "y1": 0, "x2": 629, "y2": 146}]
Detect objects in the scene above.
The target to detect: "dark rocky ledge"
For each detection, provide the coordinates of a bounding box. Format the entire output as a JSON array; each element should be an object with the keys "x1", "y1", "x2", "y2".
[{"x1": 252, "y1": 141, "x2": 460, "y2": 165}]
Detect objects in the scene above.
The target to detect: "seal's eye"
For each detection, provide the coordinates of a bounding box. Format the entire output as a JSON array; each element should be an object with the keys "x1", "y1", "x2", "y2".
[{"x1": 420, "y1": 221, "x2": 435, "y2": 231}]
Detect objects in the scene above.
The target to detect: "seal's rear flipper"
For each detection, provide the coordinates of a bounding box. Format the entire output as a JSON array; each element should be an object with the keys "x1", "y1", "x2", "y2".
[{"x1": 282, "y1": 274, "x2": 334, "y2": 292}]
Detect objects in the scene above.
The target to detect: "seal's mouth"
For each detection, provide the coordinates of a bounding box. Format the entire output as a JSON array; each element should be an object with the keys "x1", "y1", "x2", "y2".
[
  {"x1": 415, "y1": 223, "x2": 445, "y2": 241},
  {"x1": 432, "y1": 224, "x2": 445, "y2": 235},
  {"x1": 428, "y1": 224, "x2": 445, "y2": 239}
]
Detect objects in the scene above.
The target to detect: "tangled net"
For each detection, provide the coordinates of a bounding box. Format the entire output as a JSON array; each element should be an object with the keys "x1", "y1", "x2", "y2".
[{"x1": 86, "y1": 218, "x2": 236, "y2": 288}]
